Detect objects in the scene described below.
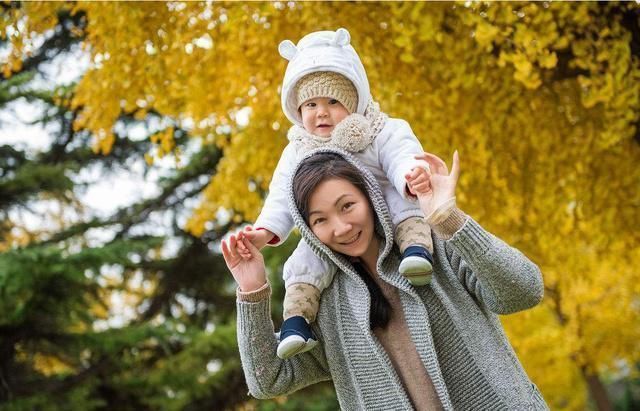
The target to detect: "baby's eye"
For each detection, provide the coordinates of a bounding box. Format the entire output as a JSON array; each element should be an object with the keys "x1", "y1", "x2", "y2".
[
  {"x1": 329, "y1": 99, "x2": 339, "y2": 105},
  {"x1": 305, "y1": 101, "x2": 316, "y2": 108}
]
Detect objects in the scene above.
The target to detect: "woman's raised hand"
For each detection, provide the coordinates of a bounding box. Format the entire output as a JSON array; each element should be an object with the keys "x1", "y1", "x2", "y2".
[
  {"x1": 407, "y1": 151, "x2": 460, "y2": 218},
  {"x1": 221, "y1": 232, "x2": 267, "y2": 292}
]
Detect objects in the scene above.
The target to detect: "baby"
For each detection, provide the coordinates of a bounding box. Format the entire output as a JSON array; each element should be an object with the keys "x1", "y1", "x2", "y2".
[{"x1": 244, "y1": 28, "x2": 434, "y2": 359}]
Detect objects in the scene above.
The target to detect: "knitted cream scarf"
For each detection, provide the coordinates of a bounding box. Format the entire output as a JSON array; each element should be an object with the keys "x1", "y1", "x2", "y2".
[{"x1": 287, "y1": 100, "x2": 388, "y2": 157}]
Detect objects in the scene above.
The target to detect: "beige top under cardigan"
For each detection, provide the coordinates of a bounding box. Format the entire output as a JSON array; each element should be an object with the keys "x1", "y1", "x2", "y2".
[{"x1": 365, "y1": 205, "x2": 466, "y2": 410}]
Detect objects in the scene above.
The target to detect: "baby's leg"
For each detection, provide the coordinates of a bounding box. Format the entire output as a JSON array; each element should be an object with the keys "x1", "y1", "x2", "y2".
[
  {"x1": 395, "y1": 217, "x2": 433, "y2": 285},
  {"x1": 395, "y1": 216, "x2": 435, "y2": 286},
  {"x1": 380, "y1": 182, "x2": 434, "y2": 286},
  {"x1": 278, "y1": 239, "x2": 336, "y2": 359},
  {"x1": 283, "y1": 282, "x2": 320, "y2": 322},
  {"x1": 395, "y1": 215, "x2": 434, "y2": 255}
]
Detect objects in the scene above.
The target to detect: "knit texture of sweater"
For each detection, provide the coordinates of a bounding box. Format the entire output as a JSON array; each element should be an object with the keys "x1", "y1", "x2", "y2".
[{"x1": 236, "y1": 148, "x2": 549, "y2": 410}]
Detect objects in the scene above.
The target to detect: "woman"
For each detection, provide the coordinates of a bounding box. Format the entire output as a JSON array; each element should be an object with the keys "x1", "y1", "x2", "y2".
[{"x1": 222, "y1": 148, "x2": 548, "y2": 410}]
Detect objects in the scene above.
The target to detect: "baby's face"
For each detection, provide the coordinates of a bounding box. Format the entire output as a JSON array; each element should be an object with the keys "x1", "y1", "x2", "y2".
[{"x1": 300, "y1": 97, "x2": 349, "y2": 137}]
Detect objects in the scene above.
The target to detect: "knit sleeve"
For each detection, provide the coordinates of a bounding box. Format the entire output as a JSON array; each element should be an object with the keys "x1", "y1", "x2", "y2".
[
  {"x1": 236, "y1": 285, "x2": 332, "y2": 399},
  {"x1": 443, "y1": 217, "x2": 544, "y2": 315}
]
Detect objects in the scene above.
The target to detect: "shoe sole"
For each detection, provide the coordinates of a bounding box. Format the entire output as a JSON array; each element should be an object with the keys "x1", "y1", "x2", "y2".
[
  {"x1": 405, "y1": 273, "x2": 432, "y2": 286},
  {"x1": 277, "y1": 336, "x2": 319, "y2": 359},
  {"x1": 400, "y1": 257, "x2": 433, "y2": 286}
]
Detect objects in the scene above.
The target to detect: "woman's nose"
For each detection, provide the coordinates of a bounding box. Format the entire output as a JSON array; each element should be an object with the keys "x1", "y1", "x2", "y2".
[{"x1": 334, "y1": 220, "x2": 352, "y2": 237}]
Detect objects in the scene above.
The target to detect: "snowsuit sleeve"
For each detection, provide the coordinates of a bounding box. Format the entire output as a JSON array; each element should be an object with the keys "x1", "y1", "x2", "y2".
[
  {"x1": 376, "y1": 119, "x2": 426, "y2": 201},
  {"x1": 254, "y1": 143, "x2": 298, "y2": 245}
]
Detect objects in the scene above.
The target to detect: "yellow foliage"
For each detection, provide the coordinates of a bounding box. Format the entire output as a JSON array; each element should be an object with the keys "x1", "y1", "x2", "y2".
[
  {"x1": 32, "y1": 353, "x2": 74, "y2": 376},
  {"x1": 15, "y1": 348, "x2": 74, "y2": 377},
  {"x1": 4, "y1": 2, "x2": 640, "y2": 408},
  {"x1": 148, "y1": 126, "x2": 178, "y2": 162}
]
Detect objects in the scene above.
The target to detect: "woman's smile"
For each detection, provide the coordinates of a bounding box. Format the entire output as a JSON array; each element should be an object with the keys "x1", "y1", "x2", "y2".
[{"x1": 338, "y1": 231, "x2": 361, "y2": 246}]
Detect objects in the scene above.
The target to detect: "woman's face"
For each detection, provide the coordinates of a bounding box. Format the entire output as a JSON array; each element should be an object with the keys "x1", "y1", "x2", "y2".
[{"x1": 307, "y1": 177, "x2": 376, "y2": 258}]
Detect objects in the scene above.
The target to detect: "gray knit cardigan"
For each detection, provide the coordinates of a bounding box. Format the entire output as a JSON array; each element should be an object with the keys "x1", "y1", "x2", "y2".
[{"x1": 236, "y1": 148, "x2": 549, "y2": 410}]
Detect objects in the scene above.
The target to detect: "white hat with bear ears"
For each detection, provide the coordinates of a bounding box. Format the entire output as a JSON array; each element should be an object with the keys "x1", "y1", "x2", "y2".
[{"x1": 278, "y1": 28, "x2": 372, "y2": 128}]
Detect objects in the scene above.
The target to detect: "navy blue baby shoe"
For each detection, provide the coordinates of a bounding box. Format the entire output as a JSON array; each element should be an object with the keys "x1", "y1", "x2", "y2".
[
  {"x1": 399, "y1": 245, "x2": 434, "y2": 286},
  {"x1": 277, "y1": 315, "x2": 319, "y2": 359}
]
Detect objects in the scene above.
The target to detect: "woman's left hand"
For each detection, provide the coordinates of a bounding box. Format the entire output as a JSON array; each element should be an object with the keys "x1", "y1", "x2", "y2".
[{"x1": 407, "y1": 151, "x2": 460, "y2": 218}]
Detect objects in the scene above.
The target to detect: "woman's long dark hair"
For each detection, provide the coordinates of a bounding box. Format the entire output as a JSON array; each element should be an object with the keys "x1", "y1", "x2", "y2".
[{"x1": 292, "y1": 152, "x2": 391, "y2": 330}]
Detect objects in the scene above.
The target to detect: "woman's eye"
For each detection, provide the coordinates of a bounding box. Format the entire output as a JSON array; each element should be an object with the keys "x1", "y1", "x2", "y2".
[
  {"x1": 312, "y1": 218, "x2": 325, "y2": 226},
  {"x1": 342, "y1": 202, "x2": 355, "y2": 211}
]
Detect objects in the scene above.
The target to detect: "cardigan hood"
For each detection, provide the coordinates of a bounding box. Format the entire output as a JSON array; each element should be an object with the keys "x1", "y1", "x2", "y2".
[
  {"x1": 286, "y1": 147, "x2": 394, "y2": 276},
  {"x1": 279, "y1": 28, "x2": 372, "y2": 128}
]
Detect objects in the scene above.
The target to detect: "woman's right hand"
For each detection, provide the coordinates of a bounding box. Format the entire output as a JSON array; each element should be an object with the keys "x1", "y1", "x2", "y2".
[
  {"x1": 221, "y1": 232, "x2": 267, "y2": 292},
  {"x1": 409, "y1": 151, "x2": 460, "y2": 219}
]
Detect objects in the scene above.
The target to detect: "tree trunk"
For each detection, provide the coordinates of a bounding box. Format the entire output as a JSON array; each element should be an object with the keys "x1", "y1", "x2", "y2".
[{"x1": 582, "y1": 367, "x2": 613, "y2": 411}]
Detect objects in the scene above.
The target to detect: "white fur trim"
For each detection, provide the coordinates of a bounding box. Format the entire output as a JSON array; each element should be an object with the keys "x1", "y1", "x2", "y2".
[{"x1": 287, "y1": 100, "x2": 387, "y2": 158}]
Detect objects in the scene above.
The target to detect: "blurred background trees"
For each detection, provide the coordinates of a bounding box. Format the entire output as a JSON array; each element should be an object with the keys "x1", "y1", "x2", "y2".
[{"x1": 1, "y1": 2, "x2": 639, "y2": 410}]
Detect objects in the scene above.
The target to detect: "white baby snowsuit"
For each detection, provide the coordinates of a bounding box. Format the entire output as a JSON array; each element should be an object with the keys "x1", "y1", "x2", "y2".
[{"x1": 255, "y1": 28, "x2": 427, "y2": 290}]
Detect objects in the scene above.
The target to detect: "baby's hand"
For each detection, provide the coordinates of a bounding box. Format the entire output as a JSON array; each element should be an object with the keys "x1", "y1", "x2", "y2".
[
  {"x1": 405, "y1": 166, "x2": 431, "y2": 196},
  {"x1": 242, "y1": 226, "x2": 275, "y2": 250}
]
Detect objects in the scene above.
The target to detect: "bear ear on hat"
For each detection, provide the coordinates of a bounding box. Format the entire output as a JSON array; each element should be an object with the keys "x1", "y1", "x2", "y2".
[
  {"x1": 278, "y1": 39, "x2": 298, "y2": 61},
  {"x1": 332, "y1": 28, "x2": 351, "y2": 47}
]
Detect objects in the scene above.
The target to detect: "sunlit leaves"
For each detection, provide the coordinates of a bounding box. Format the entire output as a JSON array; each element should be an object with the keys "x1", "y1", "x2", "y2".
[{"x1": 3, "y1": 2, "x2": 640, "y2": 408}]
